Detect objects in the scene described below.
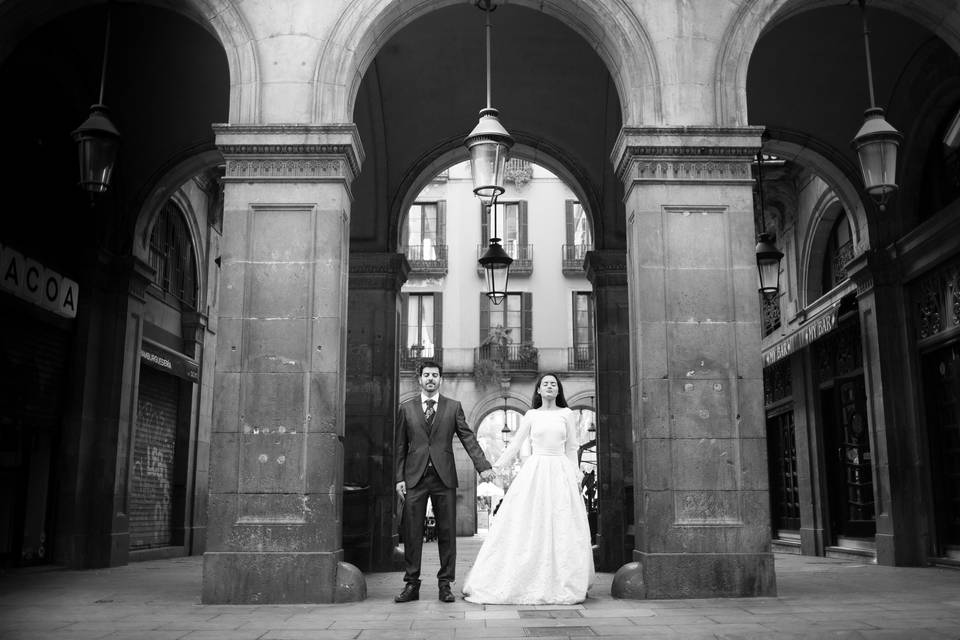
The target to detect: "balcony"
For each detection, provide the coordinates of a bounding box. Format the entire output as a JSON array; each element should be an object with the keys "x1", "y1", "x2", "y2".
[
  {"x1": 476, "y1": 243, "x2": 533, "y2": 276},
  {"x1": 400, "y1": 346, "x2": 443, "y2": 372},
  {"x1": 561, "y1": 244, "x2": 592, "y2": 274},
  {"x1": 474, "y1": 343, "x2": 539, "y2": 377},
  {"x1": 567, "y1": 344, "x2": 595, "y2": 371},
  {"x1": 404, "y1": 244, "x2": 448, "y2": 276}
]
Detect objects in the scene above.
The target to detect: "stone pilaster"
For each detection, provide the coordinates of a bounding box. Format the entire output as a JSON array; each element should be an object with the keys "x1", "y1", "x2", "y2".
[
  {"x1": 610, "y1": 127, "x2": 777, "y2": 598},
  {"x1": 846, "y1": 250, "x2": 925, "y2": 566},
  {"x1": 585, "y1": 250, "x2": 633, "y2": 571},
  {"x1": 202, "y1": 124, "x2": 366, "y2": 603},
  {"x1": 344, "y1": 253, "x2": 409, "y2": 572}
]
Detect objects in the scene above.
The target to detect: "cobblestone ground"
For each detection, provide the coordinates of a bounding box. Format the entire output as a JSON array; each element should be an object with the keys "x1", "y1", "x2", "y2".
[{"x1": 2, "y1": 535, "x2": 960, "y2": 639}]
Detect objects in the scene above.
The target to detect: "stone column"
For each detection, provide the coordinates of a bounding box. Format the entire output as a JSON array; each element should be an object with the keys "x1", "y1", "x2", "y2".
[
  {"x1": 611, "y1": 127, "x2": 777, "y2": 599},
  {"x1": 58, "y1": 253, "x2": 154, "y2": 568},
  {"x1": 846, "y1": 250, "x2": 925, "y2": 566},
  {"x1": 344, "y1": 253, "x2": 409, "y2": 572},
  {"x1": 585, "y1": 250, "x2": 633, "y2": 571},
  {"x1": 202, "y1": 124, "x2": 366, "y2": 603}
]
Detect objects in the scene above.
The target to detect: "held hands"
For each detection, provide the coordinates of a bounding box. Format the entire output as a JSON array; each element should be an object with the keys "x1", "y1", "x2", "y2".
[
  {"x1": 479, "y1": 469, "x2": 496, "y2": 482},
  {"x1": 395, "y1": 481, "x2": 406, "y2": 498}
]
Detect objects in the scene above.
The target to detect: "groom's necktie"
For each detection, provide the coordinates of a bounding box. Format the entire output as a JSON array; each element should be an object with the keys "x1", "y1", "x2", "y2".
[{"x1": 424, "y1": 399, "x2": 436, "y2": 428}]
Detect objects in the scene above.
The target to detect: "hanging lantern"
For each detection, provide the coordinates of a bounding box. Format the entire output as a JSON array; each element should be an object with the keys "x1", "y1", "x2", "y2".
[
  {"x1": 755, "y1": 232, "x2": 784, "y2": 297},
  {"x1": 852, "y1": 107, "x2": 902, "y2": 211},
  {"x1": 72, "y1": 104, "x2": 120, "y2": 193}
]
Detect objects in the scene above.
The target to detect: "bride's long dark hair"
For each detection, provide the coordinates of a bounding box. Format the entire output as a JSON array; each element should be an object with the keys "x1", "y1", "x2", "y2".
[{"x1": 531, "y1": 373, "x2": 568, "y2": 409}]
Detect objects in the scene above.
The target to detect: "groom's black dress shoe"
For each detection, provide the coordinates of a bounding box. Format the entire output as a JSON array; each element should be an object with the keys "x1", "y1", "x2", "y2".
[
  {"x1": 394, "y1": 584, "x2": 420, "y2": 603},
  {"x1": 438, "y1": 584, "x2": 456, "y2": 602}
]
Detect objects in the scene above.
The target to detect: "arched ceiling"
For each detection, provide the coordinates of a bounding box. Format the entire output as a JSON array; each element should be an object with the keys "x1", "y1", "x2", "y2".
[
  {"x1": 349, "y1": 3, "x2": 624, "y2": 252},
  {"x1": 747, "y1": 3, "x2": 960, "y2": 240}
]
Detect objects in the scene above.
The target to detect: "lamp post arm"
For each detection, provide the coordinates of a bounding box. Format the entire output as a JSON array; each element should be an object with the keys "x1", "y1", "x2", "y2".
[
  {"x1": 858, "y1": 0, "x2": 877, "y2": 109},
  {"x1": 99, "y1": 4, "x2": 112, "y2": 105}
]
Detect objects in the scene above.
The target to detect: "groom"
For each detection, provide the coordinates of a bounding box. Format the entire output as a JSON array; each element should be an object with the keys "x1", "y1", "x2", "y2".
[{"x1": 395, "y1": 360, "x2": 495, "y2": 603}]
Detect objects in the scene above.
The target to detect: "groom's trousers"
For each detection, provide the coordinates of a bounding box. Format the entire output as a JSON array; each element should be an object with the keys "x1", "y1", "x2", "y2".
[{"x1": 402, "y1": 464, "x2": 457, "y2": 587}]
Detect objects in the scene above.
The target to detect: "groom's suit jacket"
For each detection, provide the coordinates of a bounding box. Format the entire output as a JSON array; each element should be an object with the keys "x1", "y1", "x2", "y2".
[{"x1": 395, "y1": 394, "x2": 491, "y2": 489}]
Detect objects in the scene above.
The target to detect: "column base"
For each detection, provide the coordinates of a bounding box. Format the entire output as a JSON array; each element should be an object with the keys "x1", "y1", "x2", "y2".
[
  {"x1": 202, "y1": 552, "x2": 366, "y2": 603},
  {"x1": 612, "y1": 551, "x2": 777, "y2": 599}
]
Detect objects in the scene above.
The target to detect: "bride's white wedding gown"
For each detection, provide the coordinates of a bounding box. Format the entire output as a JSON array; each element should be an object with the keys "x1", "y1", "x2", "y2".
[{"x1": 462, "y1": 407, "x2": 595, "y2": 604}]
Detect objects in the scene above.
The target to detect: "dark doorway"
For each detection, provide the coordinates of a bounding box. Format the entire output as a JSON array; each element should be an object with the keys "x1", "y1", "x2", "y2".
[{"x1": 922, "y1": 342, "x2": 960, "y2": 557}]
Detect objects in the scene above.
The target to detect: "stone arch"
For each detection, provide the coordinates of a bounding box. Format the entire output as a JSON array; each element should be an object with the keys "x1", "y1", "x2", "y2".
[
  {"x1": 132, "y1": 148, "x2": 224, "y2": 308},
  {"x1": 0, "y1": 0, "x2": 259, "y2": 123},
  {"x1": 469, "y1": 393, "x2": 530, "y2": 429},
  {"x1": 313, "y1": 0, "x2": 662, "y2": 127},
  {"x1": 799, "y1": 196, "x2": 850, "y2": 308},
  {"x1": 392, "y1": 140, "x2": 603, "y2": 254},
  {"x1": 763, "y1": 132, "x2": 870, "y2": 251},
  {"x1": 715, "y1": 0, "x2": 960, "y2": 126}
]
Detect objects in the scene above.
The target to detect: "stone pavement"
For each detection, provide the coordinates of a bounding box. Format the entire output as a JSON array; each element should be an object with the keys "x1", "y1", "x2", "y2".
[{"x1": 2, "y1": 535, "x2": 960, "y2": 640}]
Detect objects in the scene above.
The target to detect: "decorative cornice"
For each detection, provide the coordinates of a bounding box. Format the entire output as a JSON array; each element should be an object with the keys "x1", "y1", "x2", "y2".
[
  {"x1": 348, "y1": 253, "x2": 411, "y2": 291},
  {"x1": 585, "y1": 250, "x2": 627, "y2": 287},
  {"x1": 612, "y1": 126, "x2": 764, "y2": 187},
  {"x1": 213, "y1": 124, "x2": 364, "y2": 184}
]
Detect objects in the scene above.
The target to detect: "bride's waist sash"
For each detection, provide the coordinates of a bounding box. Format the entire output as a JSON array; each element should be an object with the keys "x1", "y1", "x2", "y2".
[{"x1": 531, "y1": 446, "x2": 565, "y2": 456}]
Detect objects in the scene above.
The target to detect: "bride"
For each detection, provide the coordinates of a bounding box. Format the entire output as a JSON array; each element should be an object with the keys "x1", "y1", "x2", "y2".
[{"x1": 462, "y1": 373, "x2": 595, "y2": 604}]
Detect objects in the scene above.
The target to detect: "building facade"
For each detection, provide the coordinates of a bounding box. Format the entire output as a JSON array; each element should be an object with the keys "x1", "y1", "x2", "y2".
[{"x1": 0, "y1": 0, "x2": 958, "y2": 603}]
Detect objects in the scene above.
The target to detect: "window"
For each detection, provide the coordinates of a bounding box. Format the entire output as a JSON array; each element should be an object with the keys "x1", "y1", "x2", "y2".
[
  {"x1": 570, "y1": 292, "x2": 594, "y2": 370},
  {"x1": 563, "y1": 202, "x2": 593, "y2": 272},
  {"x1": 478, "y1": 292, "x2": 536, "y2": 373},
  {"x1": 821, "y1": 213, "x2": 853, "y2": 294},
  {"x1": 480, "y1": 201, "x2": 530, "y2": 270},
  {"x1": 148, "y1": 202, "x2": 197, "y2": 309},
  {"x1": 404, "y1": 202, "x2": 446, "y2": 272},
  {"x1": 400, "y1": 293, "x2": 442, "y2": 369}
]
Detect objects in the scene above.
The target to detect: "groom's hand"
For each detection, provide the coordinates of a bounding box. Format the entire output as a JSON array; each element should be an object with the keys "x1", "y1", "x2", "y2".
[
  {"x1": 395, "y1": 481, "x2": 406, "y2": 498},
  {"x1": 479, "y1": 469, "x2": 495, "y2": 482}
]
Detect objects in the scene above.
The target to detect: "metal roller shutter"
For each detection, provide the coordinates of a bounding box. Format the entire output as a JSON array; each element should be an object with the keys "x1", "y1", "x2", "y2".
[{"x1": 129, "y1": 365, "x2": 179, "y2": 550}]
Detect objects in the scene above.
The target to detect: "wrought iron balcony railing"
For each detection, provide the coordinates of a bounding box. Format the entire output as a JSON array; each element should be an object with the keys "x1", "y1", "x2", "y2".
[
  {"x1": 567, "y1": 344, "x2": 595, "y2": 371},
  {"x1": 476, "y1": 243, "x2": 533, "y2": 275},
  {"x1": 404, "y1": 244, "x2": 448, "y2": 276},
  {"x1": 762, "y1": 293, "x2": 781, "y2": 337},
  {"x1": 400, "y1": 346, "x2": 443, "y2": 371},
  {"x1": 561, "y1": 244, "x2": 592, "y2": 274},
  {"x1": 475, "y1": 343, "x2": 539, "y2": 375}
]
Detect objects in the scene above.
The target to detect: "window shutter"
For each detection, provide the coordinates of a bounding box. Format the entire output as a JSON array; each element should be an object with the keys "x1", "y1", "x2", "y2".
[
  {"x1": 565, "y1": 200, "x2": 575, "y2": 246},
  {"x1": 480, "y1": 202, "x2": 489, "y2": 243},
  {"x1": 434, "y1": 292, "x2": 443, "y2": 350},
  {"x1": 479, "y1": 293, "x2": 490, "y2": 343},
  {"x1": 400, "y1": 293, "x2": 410, "y2": 349},
  {"x1": 522, "y1": 292, "x2": 533, "y2": 344},
  {"x1": 571, "y1": 290, "x2": 578, "y2": 344},
  {"x1": 519, "y1": 200, "x2": 528, "y2": 246},
  {"x1": 437, "y1": 201, "x2": 447, "y2": 246}
]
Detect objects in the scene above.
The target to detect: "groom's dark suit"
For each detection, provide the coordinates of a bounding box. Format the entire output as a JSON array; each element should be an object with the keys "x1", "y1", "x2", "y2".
[{"x1": 395, "y1": 394, "x2": 491, "y2": 588}]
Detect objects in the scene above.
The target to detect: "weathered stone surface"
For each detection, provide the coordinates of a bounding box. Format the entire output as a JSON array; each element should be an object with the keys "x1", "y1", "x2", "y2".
[
  {"x1": 616, "y1": 552, "x2": 777, "y2": 599},
  {"x1": 202, "y1": 551, "x2": 348, "y2": 604}
]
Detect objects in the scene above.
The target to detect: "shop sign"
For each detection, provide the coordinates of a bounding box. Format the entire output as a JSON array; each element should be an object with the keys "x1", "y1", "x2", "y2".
[
  {"x1": 140, "y1": 340, "x2": 199, "y2": 382},
  {"x1": 0, "y1": 244, "x2": 79, "y2": 319},
  {"x1": 763, "y1": 304, "x2": 839, "y2": 366}
]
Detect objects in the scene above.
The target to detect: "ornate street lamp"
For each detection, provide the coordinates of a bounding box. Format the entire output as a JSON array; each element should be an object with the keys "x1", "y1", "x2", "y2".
[
  {"x1": 479, "y1": 198, "x2": 513, "y2": 304},
  {"x1": 72, "y1": 5, "x2": 120, "y2": 194},
  {"x1": 464, "y1": 0, "x2": 513, "y2": 205},
  {"x1": 851, "y1": 0, "x2": 902, "y2": 211},
  {"x1": 754, "y1": 151, "x2": 784, "y2": 297}
]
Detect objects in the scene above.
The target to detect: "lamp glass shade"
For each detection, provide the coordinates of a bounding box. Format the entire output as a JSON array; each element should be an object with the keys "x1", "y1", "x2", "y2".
[
  {"x1": 852, "y1": 107, "x2": 902, "y2": 205},
  {"x1": 465, "y1": 108, "x2": 513, "y2": 203},
  {"x1": 755, "y1": 232, "x2": 784, "y2": 296},
  {"x1": 479, "y1": 239, "x2": 513, "y2": 305},
  {"x1": 71, "y1": 104, "x2": 120, "y2": 193}
]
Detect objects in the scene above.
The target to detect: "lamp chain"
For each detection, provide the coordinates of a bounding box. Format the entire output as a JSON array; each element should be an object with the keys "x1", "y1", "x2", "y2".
[{"x1": 485, "y1": 4, "x2": 492, "y2": 110}]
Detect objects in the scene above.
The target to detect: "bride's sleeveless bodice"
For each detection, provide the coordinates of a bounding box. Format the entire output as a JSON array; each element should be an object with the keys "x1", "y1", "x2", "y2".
[{"x1": 528, "y1": 410, "x2": 570, "y2": 456}]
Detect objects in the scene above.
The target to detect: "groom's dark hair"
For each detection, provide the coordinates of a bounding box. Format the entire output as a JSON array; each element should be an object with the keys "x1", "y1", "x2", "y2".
[{"x1": 417, "y1": 360, "x2": 443, "y2": 376}]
